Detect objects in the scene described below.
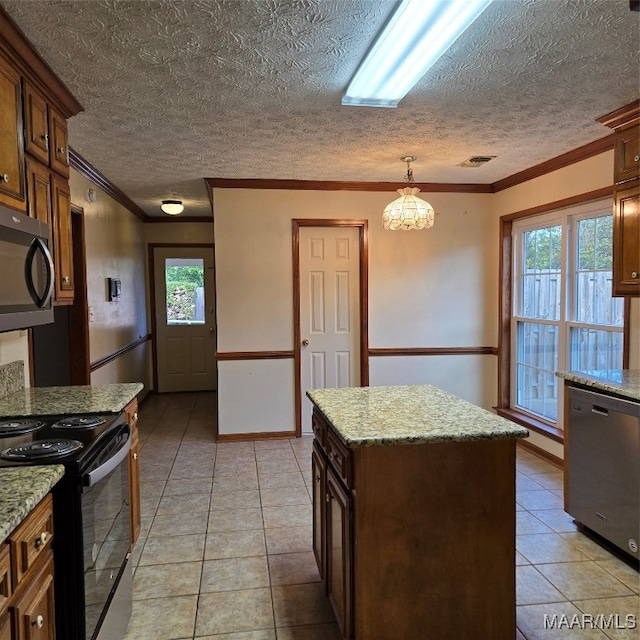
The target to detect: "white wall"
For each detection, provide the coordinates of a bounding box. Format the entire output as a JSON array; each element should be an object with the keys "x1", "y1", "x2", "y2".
[
  {"x1": 0, "y1": 331, "x2": 30, "y2": 385},
  {"x1": 214, "y1": 188, "x2": 496, "y2": 436}
]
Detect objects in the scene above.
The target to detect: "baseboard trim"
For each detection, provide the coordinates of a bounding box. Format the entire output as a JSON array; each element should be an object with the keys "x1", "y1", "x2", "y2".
[
  {"x1": 517, "y1": 439, "x2": 564, "y2": 470},
  {"x1": 217, "y1": 431, "x2": 297, "y2": 442}
]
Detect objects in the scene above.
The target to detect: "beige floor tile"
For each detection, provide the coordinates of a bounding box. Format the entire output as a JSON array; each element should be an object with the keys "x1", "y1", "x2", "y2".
[
  {"x1": 132, "y1": 561, "x2": 202, "y2": 599},
  {"x1": 156, "y1": 492, "x2": 211, "y2": 515},
  {"x1": 574, "y1": 595, "x2": 640, "y2": 640},
  {"x1": 537, "y1": 561, "x2": 635, "y2": 600},
  {"x1": 163, "y1": 477, "x2": 213, "y2": 496},
  {"x1": 275, "y1": 623, "x2": 342, "y2": 639},
  {"x1": 140, "y1": 480, "x2": 166, "y2": 499},
  {"x1": 194, "y1": 632, "x2": 276, "y2": 640},
  {"x1": 517, "y1": 473, "x2": 547, "y2": 491},
  {"x1": 200, "y1": 556, "x2": 270, "y2": 592},
  {"x1": 516, "y1": 550, "x2": 531, "y2": 566},
  {"x1": 595, "y1": 557, "x2": 640, "y2": 593},
  {"x1": 517, "y1": 602, "x2": 610, "y2": 639},
  {"x1": 272, "y1": 583, "x2": 336, "y2": 627},
  {"x1": 208, "y1": 507, "x2": 264, "y2": 532},
  {"x1": 124, "y1": 595, "x2": 198, "y2": 640},
  {"x1": 529, "y1": 509, "x2": 580, "y2": 533},
  {"x1": 213, "y1": 474, "x2": 260, "y2": 492},
  {"x1": 210, "y1": 489, "x2": 262, "y2": 511},
  {"x1": 265, "y1": 526, "x2": 313, "y2": 555},
  {"x1": 527, "y1": 471, "x2": 564, "y2": 491},
  {"x1": 517, "y1": 490, "x2": 565, "y2": 511},
  {"x1": 561, "y1": 533, "x2": 620, "y2": 561},
  {"x1": 257, "y1": 472, "x2": 306, "y2": 490},
  {"x1": 148, "y1": 511, "x2": 209, "y2": 537},
  {"x1": 517, "y1": 533, "x2": 590, "y2": 564},
  {"x1": 260, "y1": 487, "x2": 311, "y2": 507},
  {"x1": 257, "y1": 459, "x2": 302, "y2": 475},
  {"x1": 168, "y1": 465, "x2": 215, "y2": 481},
  {"x1": 195, "y1": 588, "x2": 273, "y2": 636},
  {"x1": 214, "y1": 461, "x2": 258, "y2": 477},
  {"x1": 517, "y1": 511, "x2": 555, "y2": 535},
  {"x1": 268, "y1": 552, "x2": 321, "y2": 586},
  {"x1": 263, "y1": 504, "x2": 312, "y2": 529},
  {"x1": 138, "y1": 533, "x2": 205, "y2": 565},
  {"x1": 517, "y1": 565, "x2": 567, "y2": 605},
  {"x1": 205, "y1": 529, "x2": 266, "y2": 559}
]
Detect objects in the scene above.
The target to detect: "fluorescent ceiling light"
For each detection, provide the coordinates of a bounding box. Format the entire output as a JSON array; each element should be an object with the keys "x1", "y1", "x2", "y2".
[{"x1": 342, "y1": 0, "x2": 493, "y2": 108}]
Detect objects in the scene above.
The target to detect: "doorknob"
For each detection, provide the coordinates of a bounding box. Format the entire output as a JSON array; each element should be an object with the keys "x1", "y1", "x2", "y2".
[
  {"x1": 209, "y1": 327, "x2": 214, "y2": 334},
  {"x1": 302, "y1": 338, "x2": 309, "y2": 346}
]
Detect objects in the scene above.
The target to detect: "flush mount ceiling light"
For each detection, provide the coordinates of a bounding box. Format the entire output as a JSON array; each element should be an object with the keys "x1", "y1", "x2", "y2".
[
  {"x1": 382, "y1": 156, "x2": 435, "y2": 231},
  {"x1": 342, "y1": 0, "x2": 493, "y2": 108},
  {"x1": 161, "y1": 199, "x2": 184, "y2": 215}
]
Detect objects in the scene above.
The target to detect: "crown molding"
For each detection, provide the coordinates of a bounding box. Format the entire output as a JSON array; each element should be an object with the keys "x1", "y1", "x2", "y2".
[
  {"x1": 69, "y1": 148, "x2": 148, "y2": 221},
  {"x1": 596, "y1": 99, "x2": 640, "y2": 130}
]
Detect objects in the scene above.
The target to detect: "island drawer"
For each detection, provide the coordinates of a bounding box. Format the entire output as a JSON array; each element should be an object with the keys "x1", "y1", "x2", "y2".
[
  {"x1": 325, "y1": 426, "x2": 352, "y2": 488},
  {"x1": 9, "y1": 494, "x2": 53, "y2": 588},
  {"x1": 311, "y1": 410, "x2": 328, "y2": 446}
]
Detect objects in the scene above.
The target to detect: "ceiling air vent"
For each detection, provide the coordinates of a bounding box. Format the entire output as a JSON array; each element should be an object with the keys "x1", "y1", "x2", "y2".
[{"x1": 459, "y1": 155, "x2": 496, "y2": 168}]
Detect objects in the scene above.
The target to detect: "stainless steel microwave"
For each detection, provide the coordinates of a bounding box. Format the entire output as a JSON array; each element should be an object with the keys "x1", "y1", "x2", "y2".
[{"x1": 0, "y1": 206, "x2": 54, "y2": 333}]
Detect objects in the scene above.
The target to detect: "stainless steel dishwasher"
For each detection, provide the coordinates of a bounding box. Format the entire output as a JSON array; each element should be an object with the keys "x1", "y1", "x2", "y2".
[{"x1": 566, "y1": 386, "x2": 640, "y2": 559}]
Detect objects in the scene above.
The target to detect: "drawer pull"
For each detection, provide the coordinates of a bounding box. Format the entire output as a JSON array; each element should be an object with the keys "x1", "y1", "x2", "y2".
[
  {"x1": 133, "y1": 452, "x2": 138, "y2": 460},
  {"x1": 32, "y1": 615, "x2": 44, "y2": 629},
  {"x1": 328, "y1": 452, "x2": 336, "y2": 462},
  {"x1": 34, "y1": 532, "x2": 48, "y2": 548},
  {"x1": 57, "y1": 146, "x2": 65, "y2": 155},
  {"x1": 635, "y1": 155, "x2": 640, "y2": 162},
  {"x1": 632, "y1": 272, "x2": 638, "y2": 279},
  {"x1": 1, "y1": 174, "x2": 8, "y2": 183}
]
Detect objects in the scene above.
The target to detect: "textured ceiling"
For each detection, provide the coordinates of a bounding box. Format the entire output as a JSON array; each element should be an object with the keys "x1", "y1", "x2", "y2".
[{"x1": 1, "y1": 0, "x2": 639, "y2": 217}]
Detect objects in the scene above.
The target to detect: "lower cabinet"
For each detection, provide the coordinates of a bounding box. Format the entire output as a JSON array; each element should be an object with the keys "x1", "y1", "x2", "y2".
[
  {"x1": 311, "y1": 408, "x2": 517, "y2": 640},
  {"x1": 2, "y1": 495, "x2": 56, "y2": 640}
]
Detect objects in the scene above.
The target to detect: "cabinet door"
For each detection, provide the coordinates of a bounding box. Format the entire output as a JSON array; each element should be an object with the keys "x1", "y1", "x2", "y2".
[
  {"x1": 614, "y1": 124, "x2": 640, "y2": 184},
  {"x1": 23, "y1": 82, "x2": 50, "y2": 165},
  {"x1": 129, "y1": 425, "x2": 141, "y2": 546},
  {"x1": 26, "y1": 159, "x2": 52, "y2": 227},
  {"x1": 51, "y1": 174, "x2": 74, "y2": 302},
  {"x1": 0, "y1": 612, "x2": 10, "y2": 640},
  {"x1": 49, "y1": 108, "x2": 69, "y2": 178},
  {"x1": 311, "y1": 442, "x2": 326, "y2": 581},
  {"x1": 0, "y1": 53, "x2": 26, "y2": 212},
  {"x1": 12, "y1": 553, "x2": 55, "y2": 640},
  {"x1": 326, "y1": 467, "x2": 352, "y2": 640},
  {"x1": 613, "y1": 182, "x2": 639, "y2": 296}
]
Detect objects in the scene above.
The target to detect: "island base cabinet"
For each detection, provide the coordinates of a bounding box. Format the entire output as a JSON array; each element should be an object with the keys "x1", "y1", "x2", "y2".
[{"x1": 313, "y1": 415, "x2": 517, "y2": 640}]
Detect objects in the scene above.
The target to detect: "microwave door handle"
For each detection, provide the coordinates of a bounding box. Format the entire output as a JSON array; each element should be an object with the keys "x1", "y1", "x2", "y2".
[
  {"x1": 25, "y1": 237, "x2": 55, "y2": 308},
  {"x1": 84, "y1": 426, "x2": 131, "y2": 487}
]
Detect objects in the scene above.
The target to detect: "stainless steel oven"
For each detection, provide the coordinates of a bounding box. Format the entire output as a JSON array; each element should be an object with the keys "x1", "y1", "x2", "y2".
[{"x1": 0, "y1": 412, "x2": 133, "y2": 640}]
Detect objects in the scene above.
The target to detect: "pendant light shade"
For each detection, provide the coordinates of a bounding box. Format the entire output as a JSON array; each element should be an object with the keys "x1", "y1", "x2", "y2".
[{"x1": 382, "y1": 157, "x2": 434, "y2": 231}]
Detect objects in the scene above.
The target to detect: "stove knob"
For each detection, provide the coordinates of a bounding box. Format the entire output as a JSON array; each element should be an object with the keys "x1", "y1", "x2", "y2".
[
  {"x1": 31, "y1": 615, "x2": 44, "y2": 629},
  {"x1": 35, "y1": 532, "x2": 48, "y2": 548}
]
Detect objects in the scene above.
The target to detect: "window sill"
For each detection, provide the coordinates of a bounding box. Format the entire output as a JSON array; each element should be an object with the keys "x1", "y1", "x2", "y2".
[{"x1": 495, "y1": 407, "x2": 564, "y2": 444}]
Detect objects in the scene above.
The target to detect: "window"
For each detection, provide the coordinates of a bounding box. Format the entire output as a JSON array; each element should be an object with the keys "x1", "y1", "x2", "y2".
[
  {"x1": 165, "y1": 258, "x2": 205, "y2": 325},
  {"x1": 511, "y1": 202, "x2": 624, "y2": 428}
]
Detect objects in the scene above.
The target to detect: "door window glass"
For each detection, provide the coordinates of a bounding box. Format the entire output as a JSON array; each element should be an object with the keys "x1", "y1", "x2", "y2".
[{"x1": 165, "y1": 258, "x2": 205, "y2": 324}]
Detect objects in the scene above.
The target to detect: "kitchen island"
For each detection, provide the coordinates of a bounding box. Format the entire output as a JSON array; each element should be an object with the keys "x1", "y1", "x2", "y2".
[{"x1": 307, "y1": 385, "x2": 528, "y2": 640}]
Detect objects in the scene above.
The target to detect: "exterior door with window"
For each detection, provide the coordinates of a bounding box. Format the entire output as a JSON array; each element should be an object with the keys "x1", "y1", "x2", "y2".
[{"x1": 154, "y1": 247, "x2": 217, "y2": 392}]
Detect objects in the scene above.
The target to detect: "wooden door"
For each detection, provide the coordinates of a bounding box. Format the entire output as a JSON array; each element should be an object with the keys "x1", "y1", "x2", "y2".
[
  {"x1": 299, "y1": 226, "x2": 360, "y2": 434},
  {"x1": 49, "y1": 108, "x2": 69, "y2": 178},
  {"x1": 153, "y1": 246, "x2": 217, "y2": 392},
  {"x1": 23, "y1": 81, "x2": 50, "y2": 165}
]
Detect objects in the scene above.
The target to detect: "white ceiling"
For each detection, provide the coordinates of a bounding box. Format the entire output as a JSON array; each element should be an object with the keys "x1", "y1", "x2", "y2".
[{"x1": 1, "y1": 0, "x2": 639, "y2": 217}]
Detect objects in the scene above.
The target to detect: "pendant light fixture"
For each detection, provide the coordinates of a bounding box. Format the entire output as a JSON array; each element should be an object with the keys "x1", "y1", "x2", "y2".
[{"x1": 382, "y1": 157, "x2": 434, "y2": 231}]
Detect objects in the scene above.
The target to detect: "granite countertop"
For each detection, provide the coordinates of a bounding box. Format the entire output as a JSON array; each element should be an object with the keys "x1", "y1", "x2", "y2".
[
  {"x1": 556, "y1": 370, "x2": 640, "y2": 402},
  {"x1": 0, "y1": 466, "x2": 64, "y2": 543},
  {"x1": 0, "y1": 382, "x2": 143, "y2": 418},
  {"x1": 306, "y1": 385, "x2": 529, "y2": 448}
]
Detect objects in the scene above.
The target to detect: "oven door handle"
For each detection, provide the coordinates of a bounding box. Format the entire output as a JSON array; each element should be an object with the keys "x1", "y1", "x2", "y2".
[{"x1": 84, "y1": 426, "x2": 132, "y2": 487}]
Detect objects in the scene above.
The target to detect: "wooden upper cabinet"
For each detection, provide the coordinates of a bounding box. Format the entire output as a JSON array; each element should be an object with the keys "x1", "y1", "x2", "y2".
[
  {"x1": 0, "y1": 51, "x2": 26, "y2": 212},
  {"x1": 49, "y1": 107, "x2": 69, "y2": 177},
  {"x1": 23, "y1": 81, "x2": 50, "y2": 165},
  {"x1": 26, "y1": 158, "x2": 52, "y2": 227},
  {"x1": 613, "y1": 183, "x2": 640, "y2": 296},
  {"x1": 52, "y1": 174, "x2": 74, "y2": 302},
  {"x1": 614, "y1": 123, "x2": 640, "y2": 184}
]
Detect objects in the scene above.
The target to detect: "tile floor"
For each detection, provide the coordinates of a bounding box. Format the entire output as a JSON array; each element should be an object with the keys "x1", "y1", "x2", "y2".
[{"x1": 125, "y1": 392, "x2": 639, "y2": 640}]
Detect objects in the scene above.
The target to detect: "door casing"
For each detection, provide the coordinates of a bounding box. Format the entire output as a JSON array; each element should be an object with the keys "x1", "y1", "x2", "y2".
[{"x1": 292, "y1": 219, "x2": 369, "y2": 436}]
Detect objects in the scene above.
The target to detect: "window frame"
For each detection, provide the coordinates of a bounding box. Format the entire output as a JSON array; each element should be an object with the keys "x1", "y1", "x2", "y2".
[{"x1": 497, "y1": 189, "x2": 630, "y2": 442}]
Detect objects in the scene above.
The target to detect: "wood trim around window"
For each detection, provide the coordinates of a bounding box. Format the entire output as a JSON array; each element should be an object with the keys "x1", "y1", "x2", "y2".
[
  {"x1": 497, "y1": 190, "x2": 630, "y2": 442},
  {"x1": 369, "y1": 346, "x2": 498, "y2": 356},
  {"x1": 292, "y1": 219, "x2": 369, "y2": 436}
]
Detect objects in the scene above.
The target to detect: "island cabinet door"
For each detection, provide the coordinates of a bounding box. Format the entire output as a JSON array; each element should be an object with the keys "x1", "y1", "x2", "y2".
[
  {"x1": 326, "y1": 467, "x2": 353, "y2": 640},
  {"x1": 311, "y1": 442, "x2": 326, "y2": 581}
]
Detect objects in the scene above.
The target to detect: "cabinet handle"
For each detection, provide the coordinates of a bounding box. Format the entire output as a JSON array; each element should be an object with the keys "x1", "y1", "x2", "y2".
[
  {"x1": 133, "y1": 412, "x2": 138, "y2": 421},
  {"x1": 41, "y1": 134, "x2": 49, "y2": 147},
  {"x1": 63, "y1": 275, "x2": 70, "y2": 284},
  {"x1": 57, "y1": 146, "x2": 65, "y2": 154},
  {"x1": 34, "y1": 531, "x2": 48, "y2": 548},
  {"x1": 328, "y1": 452, "x2": 336, "y2": 462},
  {"x1": 1, "y1": 174, "x2": 8, "y2": 183},
  {"x1": 133, "y1": 452, "x2": 138, "y2": 460},
  {"x1": 325, "y1": 492, "x2": 331, "y2": 503},
  {"x1": 632, "y1": 272, "x2": 638, "y2": 279},
  {"x1": 635, "y1": 155, "x2": 640, "y2": 162},
  {"x1": 32, "y1": 615, "x2": 44, "y2": 629}
]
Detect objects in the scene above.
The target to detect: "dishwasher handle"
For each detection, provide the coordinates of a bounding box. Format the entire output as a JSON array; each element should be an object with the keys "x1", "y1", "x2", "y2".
[{"x1": 591, "y1": 405, "x2": 609, "y2": 416}]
